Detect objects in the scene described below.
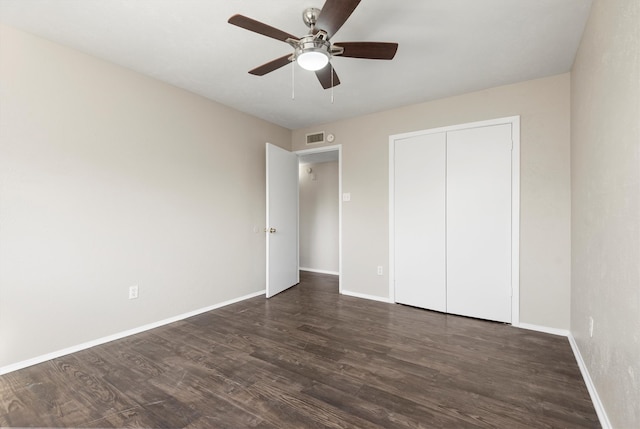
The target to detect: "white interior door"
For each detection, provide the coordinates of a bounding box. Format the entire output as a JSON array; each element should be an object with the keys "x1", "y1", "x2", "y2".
[
  {"x1": 266, "y1": 143, "x2": 299, "y2": 298},
  {"x1": 446, "y1": 124, "x2": 512, "y2": 322},
  {"x1": 394, "y1": 133, "x2": 447, "y2": 312}
]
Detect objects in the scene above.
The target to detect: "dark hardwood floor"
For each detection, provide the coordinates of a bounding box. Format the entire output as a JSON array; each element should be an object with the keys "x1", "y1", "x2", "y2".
[{"x1": 1, "y1": 271, "x2": 599, "y2": 428}]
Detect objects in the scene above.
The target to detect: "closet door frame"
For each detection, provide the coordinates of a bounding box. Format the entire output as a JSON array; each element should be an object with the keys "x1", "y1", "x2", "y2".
[{"x1": 388, "y1": 116, "x2": 520, "y2": 325}]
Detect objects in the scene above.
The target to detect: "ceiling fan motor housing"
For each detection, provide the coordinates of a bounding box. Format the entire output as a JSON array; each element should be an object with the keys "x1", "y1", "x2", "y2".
[{"x1": 295, "y1": 34, "x2": 330, "y2": 56}]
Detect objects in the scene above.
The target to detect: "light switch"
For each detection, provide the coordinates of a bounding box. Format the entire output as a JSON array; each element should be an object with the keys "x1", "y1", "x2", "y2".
[{"x1": 342, "y1": 193, "x2": 351, "y2": 202}]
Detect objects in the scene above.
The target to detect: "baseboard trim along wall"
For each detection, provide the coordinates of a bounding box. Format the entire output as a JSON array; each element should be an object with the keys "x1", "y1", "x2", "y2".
[
  {"x1": 567, "y1": 333, "x2": 612, "y2": 429},
  {"x1": 299, "y1": 267, "x2": 340, "y2": 276},
  {"x1": 0, "y1": 290, "x2": 266, "y2": 376},
  {"x1": 514, "y1": 322, "x2": 570, "y2": 337},
  {"x1": 340, "y1": 289, "x2": 394, "y2": 303},
  {"x1": 514, "y1": 322, "x2": 611, "y2": 429}
]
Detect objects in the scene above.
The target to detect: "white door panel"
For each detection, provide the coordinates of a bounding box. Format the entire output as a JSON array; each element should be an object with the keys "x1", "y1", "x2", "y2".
[
  {"x1": 266, "y1": 143, "x2": 299, "y2": 298},
  {"x1": 446, "y1": 124, "x2": 512, "y2": 322},
  {"x1": 394, "y1": 133, "x2": 447, "y2": 312}
]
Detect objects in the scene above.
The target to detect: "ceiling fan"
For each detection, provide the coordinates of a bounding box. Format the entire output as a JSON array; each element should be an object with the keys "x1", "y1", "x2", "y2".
[{"x1": 228, "y1": 0, "x2": 398, "y2": 89}]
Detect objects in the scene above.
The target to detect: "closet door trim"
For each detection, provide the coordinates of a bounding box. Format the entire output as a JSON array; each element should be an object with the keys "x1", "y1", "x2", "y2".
[{"x1": 389, "y1": 116, "x2": 520, "y2": 325}]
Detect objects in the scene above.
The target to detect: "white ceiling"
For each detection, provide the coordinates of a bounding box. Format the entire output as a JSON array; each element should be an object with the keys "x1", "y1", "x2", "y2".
[{"x1": 0, "y1": 0, "x2": 592, "y2": 130}]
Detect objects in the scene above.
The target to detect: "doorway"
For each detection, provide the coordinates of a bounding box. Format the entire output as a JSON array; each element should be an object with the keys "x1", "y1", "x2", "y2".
[{"x1": 296, "y1": 145, "x2": 342, "y2": 291}]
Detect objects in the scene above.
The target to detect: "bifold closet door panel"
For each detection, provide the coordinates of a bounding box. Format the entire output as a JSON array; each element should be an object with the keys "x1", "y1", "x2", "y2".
[
  {"x1": 446, "y1": 124, "x2": 512, "y2": 323},
  {"x1": 394, "y1": 133, "x2": 446, "y2": 312}
]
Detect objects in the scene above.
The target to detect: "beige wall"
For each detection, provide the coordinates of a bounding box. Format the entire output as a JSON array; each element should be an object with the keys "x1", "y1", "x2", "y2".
[
  {"x1": 570, "y1": 0, "x2": 640, "y2": 426},
  {"x1": 0, "y1": 25, "x2": 291, "y2": 368},
  {"x1": 299, "y1": 161, "x2": 339, "y2": 273},
  {"x1": 0, "y1": 24, "x2": 574, "y2": 368},
  {"x1": 293, "y1": 74, "x2": 572, "y2": 329}
]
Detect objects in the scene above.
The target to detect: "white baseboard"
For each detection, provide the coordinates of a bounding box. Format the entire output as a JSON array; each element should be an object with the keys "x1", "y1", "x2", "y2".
[
  {"x1": 299, "y1": 267, "x2": 340, "y2": 275},
  {"x1": 514, "y1": 322, "x2": 570, "y2": 337},
  {"x1": 340, "y1": 289, "x2": 393, "y2": 303},
  {"x1": 0, "y1": 290, "x2": 265, "y2": 376},
  {"x1": 567, "y1": 333, "x2": 612, "y2": 429},
  {"x1": 514, "y1": 323, "x2": 610, "y2": 429}
]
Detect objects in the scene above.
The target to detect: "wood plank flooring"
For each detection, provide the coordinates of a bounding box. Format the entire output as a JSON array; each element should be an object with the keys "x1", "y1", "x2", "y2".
[{"x1": 0, "y1": 271, "x2": 599, "y2": 428}]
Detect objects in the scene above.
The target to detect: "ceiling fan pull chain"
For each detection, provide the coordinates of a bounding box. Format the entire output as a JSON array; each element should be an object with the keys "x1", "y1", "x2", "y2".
[
  {"x1": 331, "y1": 66, "x2": 334, "y2": 104},
  {"x1": 291, "y1": 59, "x2": 295, "y2": 100}
]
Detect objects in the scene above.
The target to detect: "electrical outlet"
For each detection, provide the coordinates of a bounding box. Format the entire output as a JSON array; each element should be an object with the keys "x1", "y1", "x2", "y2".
[
  {"x1": 589, "y1": 317, "x2": 594, "y2": 338},
  {"x1": 377, "y1": 266, "x2": 383, "y2": 276},
  {"x1": 129, "y1": 285, "x2": 139, "y2": 300}
]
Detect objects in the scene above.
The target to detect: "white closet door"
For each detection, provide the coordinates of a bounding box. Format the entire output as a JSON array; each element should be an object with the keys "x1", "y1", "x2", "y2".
[
  {"x1": 446, "y1": 124, "x2": 512, "y2": 323},
  {"x1": 394, "y1": 133, "x2": 446, "y2": 312}
]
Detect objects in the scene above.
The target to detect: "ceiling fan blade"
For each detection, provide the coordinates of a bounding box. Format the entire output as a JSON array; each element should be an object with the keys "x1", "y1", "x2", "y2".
[
  {"x1": 315, "y1": 64, "x2": 341, "y2": 89},
  {"x1": 249, "y1": 55, "x2": 292, "y2": 76},
  {"x1": 334, "y1": 42, "x2": 398, "y2": 60},
  {"x1": 228, "y1": 14, "x2": 299, "y2": 43},
  {"x1": 315, "y1": 0, "x2": 361, "y2": 39}
]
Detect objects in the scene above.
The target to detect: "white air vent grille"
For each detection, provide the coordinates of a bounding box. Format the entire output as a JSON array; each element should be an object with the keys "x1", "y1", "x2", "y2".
[{"x1": 306, "y1": 131, "x2": 325, "y2": 145}]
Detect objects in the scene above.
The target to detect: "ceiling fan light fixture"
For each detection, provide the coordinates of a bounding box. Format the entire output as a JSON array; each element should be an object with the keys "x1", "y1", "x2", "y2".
[
  {"x1": 297, "y1": 49, "x2": 330, "y2": 71},
  {"x1": 293, "y1": 34, "x2": 331, "y2": 71}
]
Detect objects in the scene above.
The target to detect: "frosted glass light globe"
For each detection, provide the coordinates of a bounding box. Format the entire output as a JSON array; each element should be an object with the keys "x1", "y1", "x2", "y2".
[{"x1": 297, "y1": 50, "x2": 329, "y2": 71}]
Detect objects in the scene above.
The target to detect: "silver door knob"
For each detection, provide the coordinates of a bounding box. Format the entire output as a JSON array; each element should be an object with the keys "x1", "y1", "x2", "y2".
[{"x1": 265, "y1": 227, "x2": 276, "y2": 233}]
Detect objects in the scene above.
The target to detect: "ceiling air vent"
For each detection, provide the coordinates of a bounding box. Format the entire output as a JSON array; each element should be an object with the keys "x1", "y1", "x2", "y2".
[{"x1": 306, "y1": 131, "x2": 325, "y2": 145}]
